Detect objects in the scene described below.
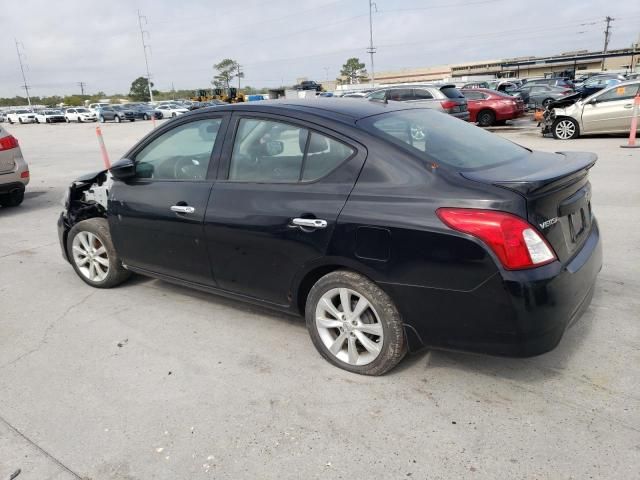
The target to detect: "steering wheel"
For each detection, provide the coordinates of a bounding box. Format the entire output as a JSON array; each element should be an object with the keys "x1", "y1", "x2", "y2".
[{"x1": 173, "y1": 157, "x2": 203, "y2": 180}]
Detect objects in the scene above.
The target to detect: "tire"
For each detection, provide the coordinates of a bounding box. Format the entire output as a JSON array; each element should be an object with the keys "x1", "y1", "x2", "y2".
[
  {"x1": 0, "y1": 189, "x2": 24, "y2": 207},
  {"x1": 65, "y1": 117, "x2": 70, "y2": 123},
  {"x1": 19, "y1": 118, "x2": 23, "y2": 124},
  {"x1": 542, "y1": 98, "x2": 554, "y2": 108},
  {"x1": 99, "y1": 116, "x2": 105, "y2": 123},
  {"x1": 552, "y1": 117, "x2": 579, "y2": 140},
  {"x1": 36, "y1": 118, "x2": 40, "y2": 124},
  {"x1": 67, "y1": 218, "x2": 131, "y2": 289},
  {"x1": 78, "y1": 118, "x2": 83, "y2": 123},
  {"x1": 477, "y1": 109, "x2": 496, "y2": 127},
  {"x1": 143, "y1": 114, "x2": 149, "y2": 120},
  {"x1": 129, "y1": 119, "x2": 135, "y2": 122},
  {"x1": 305, "y1": 270, "x2": 406, "y2": 375},
  {"x1": 115, "y1": 115, "x2": 121, "y2": 123},
  {"x1": 172, "y1": 113, "x2": 177, "y2": 118},
  {"x1": 8, "y1": 119, "x2": 13, "y2": 124}
]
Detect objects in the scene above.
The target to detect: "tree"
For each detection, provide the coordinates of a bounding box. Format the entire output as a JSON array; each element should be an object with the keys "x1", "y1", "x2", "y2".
[
  {"x1": 129, "y1": 76, "x2": 153, "y2": 101},
  {"x1": 339, "y1": 57, "x2": 368, "y2": 85},
  {"x1": 213, "y1": 59, "x2": 241, "y2": 90}
]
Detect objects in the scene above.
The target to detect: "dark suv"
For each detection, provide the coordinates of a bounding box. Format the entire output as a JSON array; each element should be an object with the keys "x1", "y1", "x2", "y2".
[
  {"x1": 97, "y1": 106, "x2": 136, "y2": 123},
  {"x1": 365, "y1": 84, "x2": 469, "y2": 121},
  {"x1": 296, "y1": 81, "x2": 322, "y2": 91}
]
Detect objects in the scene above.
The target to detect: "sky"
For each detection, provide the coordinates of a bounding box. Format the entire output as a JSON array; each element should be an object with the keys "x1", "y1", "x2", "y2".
[{"x1": 0, "y1": 0, "x2": 639, "y2": 97}]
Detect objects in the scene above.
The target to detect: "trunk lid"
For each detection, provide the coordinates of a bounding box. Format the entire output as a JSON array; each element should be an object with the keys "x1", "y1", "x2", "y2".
[{"x1": 461, "y1": 151, "x2": 596, "y2": 262}]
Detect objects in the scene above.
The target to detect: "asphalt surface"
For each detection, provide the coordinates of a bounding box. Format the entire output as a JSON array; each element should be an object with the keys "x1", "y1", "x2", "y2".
[{"x1": 1, "y1": 117, "x2": 639, "y2": 480}]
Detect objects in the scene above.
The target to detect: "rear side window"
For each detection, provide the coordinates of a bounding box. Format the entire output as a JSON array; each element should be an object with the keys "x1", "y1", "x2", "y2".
[
  {"x1": 387, "y1": 89, "x2": 414, "y2": 101},
  {"x1": 440, "y1": 87, "x2": 465, "y2": 99},
  {"x1": 462, "y1": 90, "x2": 483, "y2": 100},
  {"x1": 596, "y1": 84, "x2": 639, "y2": 102},
  {"x1": 229, "y1": 118, "x2": 354, "y2": 183},
  {"x1": 413, "y1": 89, "x2": 434, "y2": 100},
  {"x1": 362, "y1": 109, "x2": 527, "y2": 170}
]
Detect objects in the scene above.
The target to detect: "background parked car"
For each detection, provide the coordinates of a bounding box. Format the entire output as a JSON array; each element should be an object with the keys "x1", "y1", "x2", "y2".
[
  {"x1": 35, "y1": 109, "x2": 66, "y2": 124},
  {"x1": 65, "y1": 107, "x2": 97, "y2": 123},
  {"x1": 461, "y1": 88, "x2": 524, "y2": 126},
  {"x1": 88, "y1": 103, "x2": 110, "y2": 116},
  {"x1": 0, "y1": 124, "x2": 29, "y2": 207},
  {"x1": 523, "y1": 77, "x2": 574, "y2": 89},
  {"x1": 365, "y1": 84, "x2": 469, "y2": 121},
  {"x1": 129, "y1": 104, "x2": 162, "y2": 120},
  {"x1": 513, "y1": 84, "x2": 572, "y2": 108},
  {"x1": 295, "y1": 80, "x2": 322, "y2": 91},
  {"x1": 575, "y1": 74, "x2": 625, "y2": 98},
  {"x1": 0, "y1": 111, "x2": 6, "y2": 123},
  {"x1": 155, "y1": 104, "x2": 189, "y2": 118},
  {"x1": 6, "y1": 109, "x2": 36, "y2": 124},
  {"x1": 542, "y1": 80, "x2": 640, "y2": 139},
  {"x1": 97, "y1": 106, "x2": 135, "y2": 123}
]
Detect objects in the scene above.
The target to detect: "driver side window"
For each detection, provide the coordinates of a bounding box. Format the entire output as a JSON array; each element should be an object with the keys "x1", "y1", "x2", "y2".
[{"x1": 135, "y1": 118, "x2": 221, "y2": 180}]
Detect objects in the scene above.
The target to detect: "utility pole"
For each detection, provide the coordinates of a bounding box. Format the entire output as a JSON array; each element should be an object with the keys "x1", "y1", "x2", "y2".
[
  {"x1": 237, "y1": 64, "x2": 243, "y2": 91},
  {"x1": 77, "y1": 81, "x2": 86, "y2": 96},
  {"x1": 323, "y1": 67, "x2": 330, "y2": 81},
  {"x1": 137, "y1": 10, "x2": 154, "y2": 103},
  {"x1": 14, "y1": 39, "x2": 32, "y2": 108},
  {"x1": 367, "y1": 0, "x2": 377, "y2": 87},
  {"x1": 601, "y1": 16, "x2": 614, "y2": 70},
  {"x1": 171, "y1": 82, "x2": 175, "y2": 100}
]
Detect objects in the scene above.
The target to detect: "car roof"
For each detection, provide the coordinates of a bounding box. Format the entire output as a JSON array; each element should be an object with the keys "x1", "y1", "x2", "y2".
[{"x1": 195, "y1": 98, "x2": 431, "y2": 124}]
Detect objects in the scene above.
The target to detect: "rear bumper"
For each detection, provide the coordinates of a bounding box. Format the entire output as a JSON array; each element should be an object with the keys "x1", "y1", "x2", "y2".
[
  {"x1": 0, "y1": 181, "x2": 25, "y2": 195},
  {"x1": 451, "y1": 111, "x2": 470, "y2": 121},
  {"x1": 384, "y1": 220, "x2": 602, "y2": 356}
]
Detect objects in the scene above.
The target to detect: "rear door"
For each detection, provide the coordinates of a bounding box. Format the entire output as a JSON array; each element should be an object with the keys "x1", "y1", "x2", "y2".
[
  {"x1": 582, "y1": 83, "x2": 640, "y2": 133},
  {"x1": 204, "y1": 113, "x2": 366, "y2": 305}
]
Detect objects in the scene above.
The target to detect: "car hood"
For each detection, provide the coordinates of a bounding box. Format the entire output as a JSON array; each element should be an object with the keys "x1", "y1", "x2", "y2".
[{"x1": 548, "y1": 92, "x2": 582, "y2": 108}]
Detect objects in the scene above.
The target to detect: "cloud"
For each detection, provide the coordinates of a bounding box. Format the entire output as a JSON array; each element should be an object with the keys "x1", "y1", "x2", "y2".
[{"x1": 0, "y1": 0, "x2": 638, "y2": 97}]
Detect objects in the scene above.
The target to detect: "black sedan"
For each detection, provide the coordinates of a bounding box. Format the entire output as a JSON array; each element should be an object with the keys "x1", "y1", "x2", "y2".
[{"x1": 57, "y1": 99, "x2": 602, "y2": 375}]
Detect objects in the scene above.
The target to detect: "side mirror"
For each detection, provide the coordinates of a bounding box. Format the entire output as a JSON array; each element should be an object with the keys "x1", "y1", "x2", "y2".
[
  {"x1": 110, "y1": 158, "x2": 136, "y2": 180},
  {"x1": 263, "y1": 140, "x2": 284, "y2": 156}
]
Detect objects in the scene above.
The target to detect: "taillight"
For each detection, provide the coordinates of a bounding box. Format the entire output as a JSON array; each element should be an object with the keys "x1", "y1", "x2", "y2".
[
  {"x1": 441, "y1": 100, "x2": 457, "y2": 110},
  {"x1": 436, "y1": 208, "x2": 556, "y2": 270},
  {"x1": 20, "y1": 170, "x2": 29, "y2": 179},
  {"x1": 0, "y1": 135, "x2": 19, "y2": 151}
]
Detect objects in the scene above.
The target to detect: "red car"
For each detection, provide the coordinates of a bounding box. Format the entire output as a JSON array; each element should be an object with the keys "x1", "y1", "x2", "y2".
[{"x1": 461, "y1": 88, "x2": 525, "y2": 127}]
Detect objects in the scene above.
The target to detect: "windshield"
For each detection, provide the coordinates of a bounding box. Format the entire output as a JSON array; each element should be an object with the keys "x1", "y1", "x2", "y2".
[
  {"x1": 360, "y1": 109, "x2": 528, "y2": 170},
  {"x1": 76, "y1": 108, "x2": 88, "y2": 113}
]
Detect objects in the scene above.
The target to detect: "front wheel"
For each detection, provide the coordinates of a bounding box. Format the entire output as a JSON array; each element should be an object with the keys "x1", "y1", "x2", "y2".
[
  {"x1": 143, "y1": 113, "x2": 149, "y2": 120},
  {"x1": 542, "y1": 98, "x2": 554, "y2": 108},
  {"x1": 78, "y1": 118, "x2": 83, "y2": 123},
  {"x1": 8, "y1": 119, "x2": 13, "y2": 124},
  {"x1": 18, "y1": 118, "x2": 23, "y2": 124},
  {"x1": 552, "y1": 117, "x2": 579, "y2": 140},
  {"x1": 114, "y1": 115, "x2": 121, "y2": 123},
  {"x1": 67, "y1": 218, "x2": 131, "y2": 288},
  {"x1": 65, "y1": 117, "x2": 70, "y2": 123},
  {"x1": 305, "y1": 270, "x2": 406, "y2": 375},
  {"x1": 172, "y1": 113, "x2": 177, "y2": 118},
  {"x1": 99, "y1": 116, "x2": 105, "y2": 123}
]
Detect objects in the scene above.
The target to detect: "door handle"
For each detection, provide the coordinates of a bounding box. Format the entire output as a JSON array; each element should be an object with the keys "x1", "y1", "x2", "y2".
[
  {"x1": 291, "y1": 218, "x2": 328, "y2": 229},
  {"x1": 170, "y1": 205, "x2": 195, "y2": 214}
]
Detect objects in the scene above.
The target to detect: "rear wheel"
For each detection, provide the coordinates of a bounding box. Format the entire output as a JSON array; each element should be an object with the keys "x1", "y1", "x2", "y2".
[
  {"x1": 143, "y1": 113, "x2": 149, "y2": 120},
  {"x1": 305, "y1": 270, "x2": 406, "y2": 375},
  {"x1": 67, "y1": 218, "x2": 131, "y2": 288},
  {"x1": 99, "y1": 116, "x2": 105, "y2": 123},
  {"x1": 542, "y1": 98, "x2": 554, "y2": 108},
  {"x1": 552, "y1": 117, "x2": 579, "y2": 140},
  {"x1": 65, "y1": 117, "x2": 70, "y2": 123},
  {"x1": 0, "y1": 189, "x2": 24, "y2": 207},
  {"x1": 172, "y1": 113, "x2": 177, "y2": 118},
  {"x1": 477, "y1": 109, "x2": 496, "y2": 127}
]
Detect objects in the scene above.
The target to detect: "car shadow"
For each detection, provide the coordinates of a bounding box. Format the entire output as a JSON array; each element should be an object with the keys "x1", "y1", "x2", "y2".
[{"x1": 0, "y1": 189, "x2": 58, "y2": 217}]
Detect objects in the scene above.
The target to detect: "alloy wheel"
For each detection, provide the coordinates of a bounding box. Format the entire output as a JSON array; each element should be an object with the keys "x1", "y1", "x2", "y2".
[
  {"x1": 315, "y1": 288, "x2": 383, "y2": 366},
  {"x1": 555, "y1": 119, "x2": 576, "y2": 140},
  {"x1": 72, "y1": 231, "x2": 110, "y2": 282}
]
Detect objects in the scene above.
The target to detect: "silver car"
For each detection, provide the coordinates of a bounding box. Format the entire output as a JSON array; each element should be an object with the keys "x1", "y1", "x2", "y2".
[
  {"x1": 0, "y1": 125, "x2": 29, "y2": 207},
  {"x1": 542, "y1": 80, "x2": 640, "y2": 140},
  {"x1": 365, "y1": 84, "x2": 469, "y2": 121}
]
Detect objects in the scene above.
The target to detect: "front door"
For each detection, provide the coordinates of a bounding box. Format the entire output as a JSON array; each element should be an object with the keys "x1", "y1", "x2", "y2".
[
  {"x1": 109, "y1": 114, "x2": 228, "y2": 285},
  {"x1": 204, "y1": 113, "x2": 366, "y2": 305},
  {"x1": 582, "y1": 83, "x2": 640, "y2": 133}
]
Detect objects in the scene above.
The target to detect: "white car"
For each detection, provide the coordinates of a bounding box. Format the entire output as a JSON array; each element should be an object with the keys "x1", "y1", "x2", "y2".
[
  {"x1": 6, "y1": 109, "x2": 36, "y2": 124},
  {"x1": 65, "y1": 107, "x2": 97, "y2": 123},
  {"x1": 35, "y1": 109, "x2": 66, "y2": 124},
  {"x1": 155, "y1": 104, "x2": 189, "y2": 119},
  {"x1": 88, "y1": 103, "x2": 110, "y2": 116}
]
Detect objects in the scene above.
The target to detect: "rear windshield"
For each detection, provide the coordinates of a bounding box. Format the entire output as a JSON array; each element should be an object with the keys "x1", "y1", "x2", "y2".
[
  {"x1": 361, "y1": 109, "x2": 527, "y2": 170},
  {"x1": 440, "y1": 86, "x2": 465, "y2": 99}
]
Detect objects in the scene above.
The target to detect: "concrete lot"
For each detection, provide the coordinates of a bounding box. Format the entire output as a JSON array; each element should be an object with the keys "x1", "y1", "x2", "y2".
[{"x1": 1, "y1": 118, "x2": 639, "y2": 480}]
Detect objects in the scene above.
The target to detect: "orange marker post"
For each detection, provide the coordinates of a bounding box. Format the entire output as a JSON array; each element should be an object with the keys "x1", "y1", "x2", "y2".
[
  {"x1": 621, "y1": 94, "x2": 640, "y2": 149},
  {"x1": 95, "y1": 126, "x2": 112, "y2": 169}
]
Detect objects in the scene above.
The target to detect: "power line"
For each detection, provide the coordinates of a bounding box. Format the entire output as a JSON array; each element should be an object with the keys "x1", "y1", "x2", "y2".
[
  {"x1": 138, "y1": 10, "x2": 154, "y2": 103},
  {"x1": 14, "y1": 39, "x2": 31, "y2": 107}
]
